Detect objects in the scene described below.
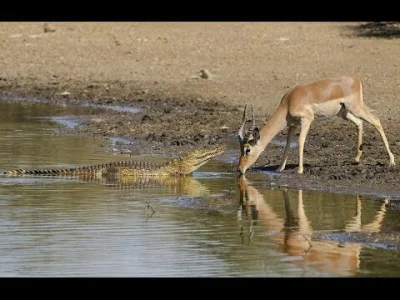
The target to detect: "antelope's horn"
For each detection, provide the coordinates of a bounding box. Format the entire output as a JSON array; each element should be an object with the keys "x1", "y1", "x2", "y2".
[
  {"x1": 237, "y1": 104, "x2": 247, "y2": 141},
  {"x1": 250, "y1": 105, "x2": 256, "y2": 132}
]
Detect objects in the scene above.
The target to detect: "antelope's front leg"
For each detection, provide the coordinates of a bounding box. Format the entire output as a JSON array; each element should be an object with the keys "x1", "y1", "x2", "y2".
[
  {"x1": 297, "y1": 118, "x2": 312, "y2": 174},
  {"x1": 277, "y1": 126, "x2": 295, "y2": 172}
]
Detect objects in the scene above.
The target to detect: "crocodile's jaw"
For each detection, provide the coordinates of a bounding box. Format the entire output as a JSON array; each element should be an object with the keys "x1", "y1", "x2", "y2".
[{"x1": 176, "y1": 145, "x2": 226, "y2": 175}]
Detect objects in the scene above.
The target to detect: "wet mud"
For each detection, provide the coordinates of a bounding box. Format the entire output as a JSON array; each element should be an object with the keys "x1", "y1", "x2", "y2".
[{"x1": 312, "y1": 231, "x2": 400, "y2": 251}]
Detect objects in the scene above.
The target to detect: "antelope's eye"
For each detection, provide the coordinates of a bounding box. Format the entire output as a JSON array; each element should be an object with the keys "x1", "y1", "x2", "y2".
[{"x1": 245, "y1": 148, "x2": 251, "y2": 155}]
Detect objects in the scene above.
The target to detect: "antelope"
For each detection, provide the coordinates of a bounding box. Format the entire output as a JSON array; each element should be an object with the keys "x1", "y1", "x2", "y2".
[{"x1": 237, "y1": 75, "x2": 396, "y2": 174}]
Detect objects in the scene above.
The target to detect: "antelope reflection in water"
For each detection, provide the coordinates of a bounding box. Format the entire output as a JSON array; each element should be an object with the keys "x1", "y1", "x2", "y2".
[{"x1": 237, "y1": 175, "x2": 388, "y2": 276}]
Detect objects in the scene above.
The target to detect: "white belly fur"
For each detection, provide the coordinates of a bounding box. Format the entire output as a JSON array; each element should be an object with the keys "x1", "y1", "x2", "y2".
[{"x1": 311, "y1": 98, "x2": 344, "y2": 119}]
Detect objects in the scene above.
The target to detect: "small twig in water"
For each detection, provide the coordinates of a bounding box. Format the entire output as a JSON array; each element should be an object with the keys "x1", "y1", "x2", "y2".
[{"x1": 144, "y1": 201, "x2": 156, "y2": 218}]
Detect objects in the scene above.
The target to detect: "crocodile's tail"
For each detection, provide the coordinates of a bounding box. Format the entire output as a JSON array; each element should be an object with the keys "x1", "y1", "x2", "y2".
[
  {"x1": 2, "y1": 160, "x2": 164, "y2": 177},
  {"x1": 3, "y1": 167, "x2": 104, "y2": 176}
]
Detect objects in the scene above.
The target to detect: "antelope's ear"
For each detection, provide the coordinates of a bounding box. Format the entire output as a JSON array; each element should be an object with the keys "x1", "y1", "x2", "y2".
[{"x1": 253, "y1": 128, "x2": 260, "y2": 143}]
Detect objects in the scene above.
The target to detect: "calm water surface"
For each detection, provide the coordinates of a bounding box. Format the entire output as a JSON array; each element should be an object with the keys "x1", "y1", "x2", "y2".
[{"x1": 0, "y1": 99, "x2": 399, "y2": 277}]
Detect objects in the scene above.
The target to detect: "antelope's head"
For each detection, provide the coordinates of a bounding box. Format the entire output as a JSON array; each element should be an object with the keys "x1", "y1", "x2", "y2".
[{"x1": 237, "y1": 104, "x2": 262, "y2": 175}]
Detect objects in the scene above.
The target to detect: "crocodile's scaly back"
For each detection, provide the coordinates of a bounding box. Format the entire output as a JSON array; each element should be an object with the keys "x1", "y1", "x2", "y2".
[{"x1": 2, "y1": 145, "x2": 226, "y2": 177}]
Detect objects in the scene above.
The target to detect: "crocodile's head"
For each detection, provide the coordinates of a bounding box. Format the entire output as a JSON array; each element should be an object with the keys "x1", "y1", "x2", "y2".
[{"x1": 168, "y1": 145, "x2": 226, "y2": 175}]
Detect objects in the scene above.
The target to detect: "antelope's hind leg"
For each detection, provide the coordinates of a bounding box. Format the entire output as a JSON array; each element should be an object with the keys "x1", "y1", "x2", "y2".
[
  {"x1": 352, "y1": 109, "x2": 395, "y2": 166},
  {"x1": 338, "y1": 108, "x2": 364, "y2": 164}
]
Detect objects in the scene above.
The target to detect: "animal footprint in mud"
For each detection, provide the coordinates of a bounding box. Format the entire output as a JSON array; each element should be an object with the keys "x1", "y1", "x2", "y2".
[
  {"x1": 188, "y1": 69, "x2": 215, "y2": 81},
  {"x1": 200, "y1": 69, "x2": 213, "y2": 79}
]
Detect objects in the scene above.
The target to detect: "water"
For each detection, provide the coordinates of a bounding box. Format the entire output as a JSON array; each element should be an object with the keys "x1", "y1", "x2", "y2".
[{"x1": 0, "y1": 99, "x2": 399, "y2": 277}]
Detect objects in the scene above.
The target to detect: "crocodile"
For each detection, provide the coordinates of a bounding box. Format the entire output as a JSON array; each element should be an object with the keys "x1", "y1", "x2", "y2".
[{"x1": 2, "y1": 145, "x2": 226, "y2": 178}]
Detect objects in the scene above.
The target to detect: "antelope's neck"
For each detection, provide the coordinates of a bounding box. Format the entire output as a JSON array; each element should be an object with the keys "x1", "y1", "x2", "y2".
[{"x1": 258, "y1": 107, "x2": 288, "y2": 150}]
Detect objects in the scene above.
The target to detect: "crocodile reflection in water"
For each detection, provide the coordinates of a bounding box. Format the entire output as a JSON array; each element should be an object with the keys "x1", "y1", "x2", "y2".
[
  {"x1": 237, "y1": 175, "x2": 388, "y2": 276},
  {"x1": 82, "y1": 175, "x2": 212, "y2": 197}
]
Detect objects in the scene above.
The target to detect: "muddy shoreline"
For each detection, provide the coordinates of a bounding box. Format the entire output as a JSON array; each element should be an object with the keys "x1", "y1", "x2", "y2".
[{"x1": 1, "y1": 78, "x2": 400, "y2": 201}]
